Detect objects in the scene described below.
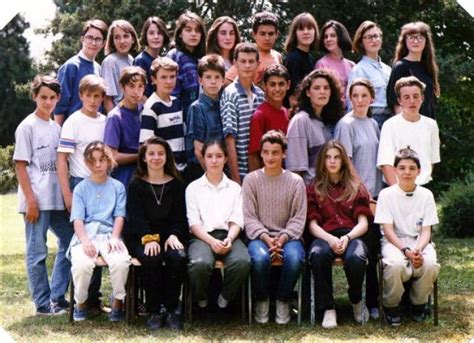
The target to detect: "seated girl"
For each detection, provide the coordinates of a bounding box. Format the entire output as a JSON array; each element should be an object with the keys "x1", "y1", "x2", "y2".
[
  {"x1": 127, "y1": 136, "x2": 188, "y2": 330},
  {"x1": 186, "y1": 140, "x2": 250, "y2": 311},
  {"x1": 306, "y1": 140, "x2": 373, "y2": 328},
  {"x1": 69, "y1": 141, "x2": 130, "y2": 322}
]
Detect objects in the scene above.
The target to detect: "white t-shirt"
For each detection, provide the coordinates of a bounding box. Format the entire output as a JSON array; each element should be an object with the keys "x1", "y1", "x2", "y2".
[
  {"x1": 13, "y1": 113, "x2": 64, "y2": 212},
  {"x1": 375, "y1": 184, "x2": 439, "y2": 237},
  {"x1": 57, "y1": 110, "x2": 106, "y2": 178},
  {"x1": 377, "y1": 113, "x2": 440, "y2": 185},
  {"x1": 185, "y1": 174, "x2": 243, "y2": 233}
]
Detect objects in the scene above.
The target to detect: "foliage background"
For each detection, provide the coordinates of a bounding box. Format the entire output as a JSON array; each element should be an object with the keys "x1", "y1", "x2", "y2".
[{"x1": 1, "y1": 0, "x2": 473, "y2": 196}]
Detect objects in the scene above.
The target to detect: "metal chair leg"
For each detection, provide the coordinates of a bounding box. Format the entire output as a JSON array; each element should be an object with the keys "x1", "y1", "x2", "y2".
[
  {"x1": 310, "y1": 270, "x2": 315, "y2": 326},
  {"x1": 434, "y1": 279, "x2": 438, "y2": 325},
  {"x1": 248, "y1": 274, "x2": 252, "y2": 325},
  {"x1": 297, "y1": 272, "x2": 303, "y2": 325}
]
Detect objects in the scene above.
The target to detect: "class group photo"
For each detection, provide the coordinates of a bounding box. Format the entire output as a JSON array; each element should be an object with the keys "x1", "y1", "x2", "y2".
[{"x1": 0, "y1": 0, "x2": 473, "y2": 342}]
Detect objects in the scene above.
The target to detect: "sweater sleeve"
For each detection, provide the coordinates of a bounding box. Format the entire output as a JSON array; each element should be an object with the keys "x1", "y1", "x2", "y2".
[
  {"x1": 55, "y1": 63, "x2": 76, "y2": 115},
  {"x1": 306, "y1": 184, "x2": 323, "y2": 223},
  {"x1": 167, "y1": 180, "x2": 189, "y2": 244},
  {"x1": 242, "y1": 175, "x2": 269, "y2": 239},
  {"x1": 126, "y1": 180, "x2": 153, "y2": 239},
  {"x1": 352, "y1": 185, "x2": 373, "y2": 222},
  {"x1": 281, "y1": 176, "x2": 307, "y2": 239}
]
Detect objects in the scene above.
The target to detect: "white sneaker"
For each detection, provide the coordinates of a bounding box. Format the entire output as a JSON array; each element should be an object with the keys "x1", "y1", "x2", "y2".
[
  {"x1": 217, "y1": 294, "x2": 228, "y2": 309},
  {"x1": 275, "y1": 300, "x2": 290, "y2": 324},
  {"x1": 322, "y1": 309, "x2": 337, "y2": 329},
  {"x1": 255, "y1": 299, "x2": 269, "y2": 324},
  {"x1": 352, "y1": 301, "x2": 369, "y2": 324}
]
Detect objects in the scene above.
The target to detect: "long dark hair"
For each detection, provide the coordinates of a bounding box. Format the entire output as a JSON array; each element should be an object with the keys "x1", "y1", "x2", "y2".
[
  {"x1": 393, "y1": 21, "x2": 440, "y2": 97},
  {"x1": 292, "y1": 69, "x2": 343, "y2": 126},
  {"x1": 284, "y1": 12, "x2": 319, "y2": 53},
  {"x1": 206, "y1": 16, "x2": 241, "y2": 61},
  {"x1": 136, "y1": 136, "x2": 180, "y2": 179},
  {"x1": 173, "y1": 11, "x2": 206, "y2": 58}
]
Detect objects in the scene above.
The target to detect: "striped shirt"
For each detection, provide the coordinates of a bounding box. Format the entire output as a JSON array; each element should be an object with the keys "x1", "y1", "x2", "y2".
[
  {"x1": 220, "y1": 79, "x2": 264, "y2": 179},
  {"x1": 139, "y1": 93, "x2": 187, "y2": 171}
]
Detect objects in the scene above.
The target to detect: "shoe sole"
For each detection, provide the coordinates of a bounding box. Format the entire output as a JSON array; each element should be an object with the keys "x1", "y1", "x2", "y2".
[{"x1": 275, "y1": 317, "x2": 291, "y2": 324}]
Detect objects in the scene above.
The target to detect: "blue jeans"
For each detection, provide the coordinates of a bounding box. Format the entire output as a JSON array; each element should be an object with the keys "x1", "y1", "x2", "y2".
[
  {"x1": 248, "y1": 239, "x2": 305, "y2": 301},
  {"x1": 25, "y1": 210, "x2": 73, "y2": 309}
]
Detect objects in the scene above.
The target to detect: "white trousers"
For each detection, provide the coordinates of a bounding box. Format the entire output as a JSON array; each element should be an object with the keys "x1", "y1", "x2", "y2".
[
  {"x1": 71, "y1": 234, "x2": 131, "y2": 304},
  {"x1": 381, "y1": 236, "x2": 440, "y2": 307}
]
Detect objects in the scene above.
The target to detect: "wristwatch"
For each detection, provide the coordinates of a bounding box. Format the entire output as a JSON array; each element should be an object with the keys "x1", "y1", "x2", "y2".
[{"x1": 401, "y1": 247, "x2": 411, "y2": 256}]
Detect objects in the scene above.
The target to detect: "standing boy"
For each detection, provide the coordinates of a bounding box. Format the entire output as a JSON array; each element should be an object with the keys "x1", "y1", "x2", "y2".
[
  {"x1": 14, "y1": 75, "x2": 73, "y2": 315},
  {"x1": 57, "y1": 75, "x2": 107, "y2": 311},
  {"x1": 242, "y1": 130, "x2": 306, "y2": 324},
  {"x1": 104, "y1": 66, "x2": 146, "y2": 188},
  {"x1": 248, "y1": 64, "x2": 290, "y2": 171},
  {"x1": 377, "y1": 76, "x2": 440, "y2": 186},
  {"x1": 375, "y1": 147, "x2": 440, "y2": 326},
  {"x1": 226, "y1": 12, "x2": 282, "y2": 87},
  {"x1": 54, "y1": 19, "x2": 108, "y2": 126},
  {"x1": 139, "y1": 57, "x2": 187, "y2": 173},
  {"x1": 186, "y1": 54, "x2": 225, "y2": 180},
  {"x1": 221, "y1": 43, "x2": 265, "y2": 184}
]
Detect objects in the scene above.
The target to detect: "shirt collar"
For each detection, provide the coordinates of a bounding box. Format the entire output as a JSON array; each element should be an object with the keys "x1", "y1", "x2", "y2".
[
  {"x1": 78, "y1": 51, "x2": 94, "y2": 62},
  {"x1": 199, "y1": 173, "x2": 231, "y2": 190},
  {"x1": 199, "y1": 92, "x2": 220, "y2": 109},
  {"x1": 361, "y1": 55, "x2": 382, "y2": 67},
  {"x1": 234, "y1": 78, "x2": 257, "y2": 96}
]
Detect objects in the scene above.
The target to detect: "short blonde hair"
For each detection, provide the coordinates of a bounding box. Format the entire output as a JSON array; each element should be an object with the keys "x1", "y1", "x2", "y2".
[
  {"x1": 150, "y1": 57, "x2": 178, "y2": 77},
  {"x1": 84, "y1": 141, "x2": 117, "y2": 172},
  {"x1": 79, "y1": 74, "x2": 107, "y2": 95}
]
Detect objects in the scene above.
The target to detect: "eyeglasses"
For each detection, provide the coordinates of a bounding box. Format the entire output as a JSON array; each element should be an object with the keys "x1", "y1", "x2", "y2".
[
  {"x1": 363, "y1": 33, "x2": 382, "y2": 41},
  {"x1": 406, "y1": 34, "x2": 426, "y2": 42},
  {"x1": 83, "y1": 35, "x2": 104, "y2": 44}
]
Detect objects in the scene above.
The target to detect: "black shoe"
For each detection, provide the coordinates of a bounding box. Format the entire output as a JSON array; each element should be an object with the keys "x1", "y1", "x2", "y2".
[
  {"x1": 147, "y1": 313, "x2": 162, "y2": 330},
  {"x1": 165, "y1": 310, "x2": 183, "y2": 331},
  {"x1": 384, "y1": 306, "x2": 401, "y2": 326},
  {"x1": 411, "y1": 303, "x2": 427, "y2": 322}
]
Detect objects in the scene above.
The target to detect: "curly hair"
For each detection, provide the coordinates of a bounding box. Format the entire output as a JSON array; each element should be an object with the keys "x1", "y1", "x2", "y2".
[{"x1": 292, "y1": 69, "x2": 343, "y2": 126}]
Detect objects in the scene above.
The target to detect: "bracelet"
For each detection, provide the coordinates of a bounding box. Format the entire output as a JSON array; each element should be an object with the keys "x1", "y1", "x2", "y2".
[
  {"x1": 141, "y1": 234, "x2": 160, "y2": 245},
  {"x1": 345, "y1": 234, "x2": 351, "y2": 242}
]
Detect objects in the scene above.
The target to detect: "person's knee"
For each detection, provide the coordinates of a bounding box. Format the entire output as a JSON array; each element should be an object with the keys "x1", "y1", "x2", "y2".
[
  {"x1": 284, "y1": 246, "x2": 305, "y2": 270},
  {"x1": 72, "y1": 259, "x2": 95, "y2": 274},
  {"x1": 230, "y1": 255, "x2": 251, "y2": 275},
  {"x1": 166, "y1": 249, "x2": 187, "y2": 270},
  {"x1": 250, "y1": 248, "x2": 270, "y2": 269},
  {"x1": 188, "y1": 257, "x2": 213, "y2": 275},
  {"x1": 344, "y1": 252, "x2": 367, "y2": 270}
]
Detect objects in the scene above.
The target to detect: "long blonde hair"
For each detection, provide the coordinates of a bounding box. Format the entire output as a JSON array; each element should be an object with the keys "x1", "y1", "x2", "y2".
[{"x1": 313, "y1": 140, "x2": 360, "y2": 202}]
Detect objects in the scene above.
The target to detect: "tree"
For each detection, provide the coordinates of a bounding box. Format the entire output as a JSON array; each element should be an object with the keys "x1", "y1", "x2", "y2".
[{"x1": 0, "y1": 14, "x2": 36, "y2": 146}]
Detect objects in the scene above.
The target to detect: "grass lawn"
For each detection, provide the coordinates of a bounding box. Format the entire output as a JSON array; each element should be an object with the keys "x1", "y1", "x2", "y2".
[{"x1": 1, "y1": 193, "x2": 473, "y2": 342}]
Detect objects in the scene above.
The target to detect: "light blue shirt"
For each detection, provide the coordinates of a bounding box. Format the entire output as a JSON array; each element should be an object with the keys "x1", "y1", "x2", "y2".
[
  {"x1": 347, "y1": 55, "x2": 391, "y2": 109},
  {"x1": 70, "y1": 177, "x2": 126, "y2": 229}
]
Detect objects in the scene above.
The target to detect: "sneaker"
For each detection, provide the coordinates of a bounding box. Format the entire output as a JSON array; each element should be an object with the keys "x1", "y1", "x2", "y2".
[
  {"x1": 384, "y1": 306, "x2": 401, "y2": 326},
  {"x1": 73, "y1": 307, "x2": 87, "y2": 321},
  {"x1": 165, "y1": 310, "x2": 183, "y2": 331},
  {"x1": 52, "y1": 298, "x2": 70, "y2": 311},
  {"x1": 36, "y1": 304, "x2": 65, "y2": 316},
  {"x1": 255, "y1": 299, "x2": 269, "y2": 324},
  {"x1": 369, "y1": 307, "x2": 380, "y2": 320},
  {"x1": 411, "y1": 303, "x2": 427, "y2": 322},
  {"x1": 50, "y1": 302, "x2": 67, "y2": 315},
  {"x1": 322, "y1": 309, "x2": 337, "y2": 329},
  {"x1": 275, "y1": 300, "x2": 290, "y2": 324},
  {"x1": 109, "y1": 308, "x2": 124, "y2": 322},
  {"x1": 146, "y1": 313, "x2": 162, "y2": 330},
  {"x1": 217, "y1": 294, "x2": 229, "y2": 309},
  {"x1": 197, "y1": 299, "x2": 208, "y2": 308},
  {"x1": 352, "y1": 301, "x2": 369, "y2": 324}
]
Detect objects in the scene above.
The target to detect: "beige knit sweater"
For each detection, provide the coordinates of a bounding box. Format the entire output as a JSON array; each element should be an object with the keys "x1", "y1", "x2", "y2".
[{"x1": 242, "y1": 169, "x2": 307, "y2": 240}]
